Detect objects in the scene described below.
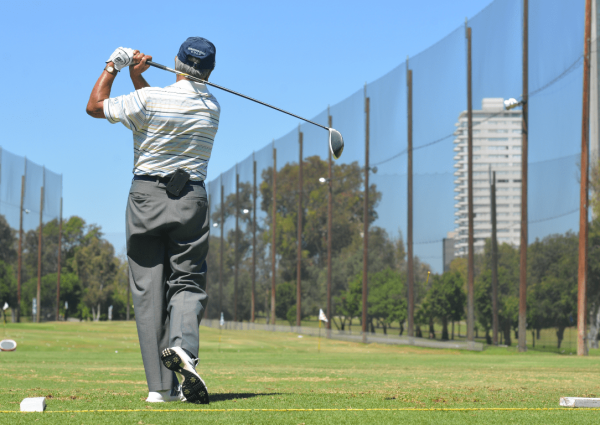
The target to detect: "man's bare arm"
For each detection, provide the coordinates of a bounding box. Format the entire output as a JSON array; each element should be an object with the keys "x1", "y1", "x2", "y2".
[
  {"x1": 85, "y1": 61, "x2": 118, "y2": 118},
  {"x1": 86, "y1": 50, "x2": 152, "y2": 118}
]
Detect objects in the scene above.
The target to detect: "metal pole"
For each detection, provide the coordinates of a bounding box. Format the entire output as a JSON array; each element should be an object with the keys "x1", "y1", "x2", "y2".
[
  {"x1": 491, "y1": 172, "x2": 499, "y2": 346},
  {"x1": 518, "y1": 0, "x2": 529, "y2": 353},
  {"x1": 327, "y1": 110, "x2": 333, "y2": 334},
  {"x1": 407, "y1": 59, "x2": 415, "y2": 338},
  {"x1": 56, "y1": 197, "x2": 62, "y2": 321},
  {"x1": 578, "y1": 0, "x2": 592, "y2": 356},
  {"x1": 271, "y1": 146, "x2": 277, "y2": 325},
  {"x1": 234, "y1": 171, "x2": 239, "y2": 322},
  {"x1": 296, "y1": 127, "x2": 303, "y2": 327},
  {"x1": 252, "y1": 158, "x2": 257, "y2": 322},
  {"x1": 362, "y1": 85, "x2": 370, "y2": 343},
  {"x1": 126, "y1": 275, "x2": 130, "y2": 320},
  {"x1": 220, "y1": 181, "x2": 224, "y2": 316},
  {"x1": 37, "y1": 185, "x2": 44, "y2": 323},
  {"x1": 466, "y1": 22, "x2": 475, "y2": 343},
  {"x1": 17, "y1": 171, "x2": 25, "y2": 323}
]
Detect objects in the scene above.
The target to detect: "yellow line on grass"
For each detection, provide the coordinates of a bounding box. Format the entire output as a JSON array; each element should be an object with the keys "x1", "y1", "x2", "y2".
[{"x1": 0, "y1": 408, "x2": 596, "y2": 413}]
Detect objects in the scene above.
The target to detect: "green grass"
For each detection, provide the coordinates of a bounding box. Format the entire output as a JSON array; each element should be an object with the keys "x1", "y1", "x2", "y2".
[{"x1": 0, "y1": 321, "x2": 599, "y2": 424}]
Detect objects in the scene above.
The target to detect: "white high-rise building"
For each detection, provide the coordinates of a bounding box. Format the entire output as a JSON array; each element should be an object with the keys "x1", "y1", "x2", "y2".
[{"x1": 453, "y1": 98, "x2": 523, "y2": 256}]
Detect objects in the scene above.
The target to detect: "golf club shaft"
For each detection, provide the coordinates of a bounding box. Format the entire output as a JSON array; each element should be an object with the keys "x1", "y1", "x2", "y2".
[{"x1": 146, "y1": 61, "x2": 329, "y2": 132}]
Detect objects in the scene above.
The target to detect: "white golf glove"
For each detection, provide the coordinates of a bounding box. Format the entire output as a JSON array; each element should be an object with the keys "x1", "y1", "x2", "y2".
[{"x1": 106, "y1": 47, "x2": 136, "y2": 71}]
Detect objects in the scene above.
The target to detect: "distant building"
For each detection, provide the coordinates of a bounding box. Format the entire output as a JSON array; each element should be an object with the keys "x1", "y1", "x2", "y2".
[
  {"x1": 443, "y1": 231, "x2": 457, "y2": 272},
  {"x1": 453, "y1": 98, "x2": 523, "y2": 256}
]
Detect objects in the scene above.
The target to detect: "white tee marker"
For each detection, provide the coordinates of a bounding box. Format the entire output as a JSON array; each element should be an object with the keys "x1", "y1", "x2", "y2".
[
  {"x1": 560, "y1": 397, "x2": 600, "y2": 408},
  {"x1": 20, "y1": 397, "x2": 46, "y2": 412}
]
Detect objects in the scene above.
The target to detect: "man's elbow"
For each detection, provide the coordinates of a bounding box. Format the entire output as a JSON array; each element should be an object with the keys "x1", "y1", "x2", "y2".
[{"x1": 86, "y1": 104, "x2": 105, "y2": 118}]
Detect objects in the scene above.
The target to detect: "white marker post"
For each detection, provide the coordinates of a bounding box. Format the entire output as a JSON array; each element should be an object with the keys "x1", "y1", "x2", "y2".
[
  {"x1": 560, "y1": 397, "x2": 600, "y2": 408},
  {"x1": 20, "y1": 397, "x2": 46, "y2": 412}
]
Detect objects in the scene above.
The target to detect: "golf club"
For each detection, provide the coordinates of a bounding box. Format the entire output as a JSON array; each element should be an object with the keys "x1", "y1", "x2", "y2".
[{"x1": 145, "y1": 60, "x2": 344, "y2": 160}]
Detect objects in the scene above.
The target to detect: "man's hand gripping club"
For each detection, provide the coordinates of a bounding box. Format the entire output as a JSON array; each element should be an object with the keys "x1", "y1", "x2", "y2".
[{"x1": 86, "y1": 47, "x2": 152, "y2": 118}]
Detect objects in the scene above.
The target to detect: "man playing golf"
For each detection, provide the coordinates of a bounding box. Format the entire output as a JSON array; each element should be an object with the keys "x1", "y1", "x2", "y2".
[{"x1": 85, "y1": 37, "x2": 219, "y2": 404}]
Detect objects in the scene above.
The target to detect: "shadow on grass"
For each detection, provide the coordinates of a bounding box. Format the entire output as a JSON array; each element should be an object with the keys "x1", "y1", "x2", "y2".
[{"x1": 210, "y1": 393, "x2": 280, "y2": 403}]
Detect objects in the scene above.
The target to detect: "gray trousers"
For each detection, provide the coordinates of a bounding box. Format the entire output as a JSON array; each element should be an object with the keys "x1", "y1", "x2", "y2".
[{"x1": 126, "y1": 179, "x2": 209, "y2": 391}]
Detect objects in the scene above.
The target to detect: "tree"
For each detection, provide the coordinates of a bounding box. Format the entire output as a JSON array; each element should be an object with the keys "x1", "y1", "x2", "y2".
[
  {"x1": 57, "y1": 272, "x2": 82, "y2": 320},
  {"x1": 425, "y1": 272, "x2": 466, "y2": 340},
  {"x1": 528, "y1": 232, "x2": 578, "y2": 348},
  {"x1": 368, "y1": 268, "x2": 407, "y2": 335},
  {"x1": 472, "y1": 240, "x2": 519, "y2": 346},
  {"x1": 68, "y1": 224, "x2": 120, "y2": 321},
  {"x1": 0, "y1": 215, "x2": 17, "y2": 265},
  {"x1": 0, "y1": 261, "x2": 17, "y2": 319},
  {"x1": 260, "y1": 158, "x2": 382, "y2": 319},
  {"x1": 275, "y1": 281, "x2": 296, "y2": 320},
  {"x1": 334, "y1": 274, "x2": 362, "y2": 331}
]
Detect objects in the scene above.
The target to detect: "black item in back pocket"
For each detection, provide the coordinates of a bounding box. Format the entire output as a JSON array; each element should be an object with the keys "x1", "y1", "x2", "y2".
[{"x1": 166, "y1": 169, "x2": 190, "y2": 196}]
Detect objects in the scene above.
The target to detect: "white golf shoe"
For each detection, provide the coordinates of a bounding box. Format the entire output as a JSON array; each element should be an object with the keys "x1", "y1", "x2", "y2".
[
  {"x1": 145, "y1": 388, "x2": 181, "y2": 403},
  {"x1": 161, "y1": 346, "x2": 209, "y2": 404}
]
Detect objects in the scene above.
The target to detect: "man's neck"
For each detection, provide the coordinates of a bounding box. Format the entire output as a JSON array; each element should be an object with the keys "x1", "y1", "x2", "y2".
[{"x1": 176, "y1": 75, "x2": 207, "y2": 83}]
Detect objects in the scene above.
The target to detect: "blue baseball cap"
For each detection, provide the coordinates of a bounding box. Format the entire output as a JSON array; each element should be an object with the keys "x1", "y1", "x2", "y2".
[{"x1": 177, "y1": 37, "x2": 216, "y2": 70}]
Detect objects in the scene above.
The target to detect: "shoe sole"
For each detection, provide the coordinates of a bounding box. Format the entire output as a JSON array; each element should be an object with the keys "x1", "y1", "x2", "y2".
[{"x1": 161, "y1": 348, "x2": 209, "y2": 404}]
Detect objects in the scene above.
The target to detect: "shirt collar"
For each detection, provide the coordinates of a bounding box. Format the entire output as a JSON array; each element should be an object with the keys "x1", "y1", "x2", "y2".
[{"x1": 172, "y1": 79, "x2": 210, "y2": 95}]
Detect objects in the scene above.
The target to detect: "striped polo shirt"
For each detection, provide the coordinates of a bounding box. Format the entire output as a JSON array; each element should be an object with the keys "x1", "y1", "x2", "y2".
[{"x1": 103, "y1": 79, "x2": 220, "y2": 181}]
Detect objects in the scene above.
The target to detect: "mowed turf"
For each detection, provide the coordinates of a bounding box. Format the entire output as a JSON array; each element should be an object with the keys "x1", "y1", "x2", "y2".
[{"x1": 0, "y1": 322, "x2": 600, "y2": 424}]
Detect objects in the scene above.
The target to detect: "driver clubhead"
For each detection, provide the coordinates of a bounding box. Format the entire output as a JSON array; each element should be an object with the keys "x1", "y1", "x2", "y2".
[{"x1": 329, "y1": 129, "x2": 344, "y2": 160}]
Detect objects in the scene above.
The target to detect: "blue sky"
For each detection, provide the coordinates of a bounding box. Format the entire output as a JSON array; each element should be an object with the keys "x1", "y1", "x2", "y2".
[{"x1": 0, "y1": 0, "x2": 495, "y2": 254}]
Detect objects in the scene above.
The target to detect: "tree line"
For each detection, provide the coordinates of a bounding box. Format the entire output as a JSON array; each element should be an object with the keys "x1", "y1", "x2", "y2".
[
  {"x1": 0, "y1": 215, "x2": 129, "y2": 321},
  {"x1": 205, "y1": 156, "x2": 599, "y2": 349},
  {"x1": 0, "y1": 155, "x2": 597, "y2": 350}
]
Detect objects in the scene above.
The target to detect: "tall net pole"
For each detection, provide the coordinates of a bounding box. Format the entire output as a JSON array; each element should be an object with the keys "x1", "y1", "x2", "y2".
[
  {"x1": 466, "y1": 22, "x2": 475, "y2": 343},
  {"x1": 327, "y1": 110, "x2": 333, "y2": 334},
  {"x1": 252, "y1": 157, "x2": 257, "y2": 323},
  {"x1": 362, "y1": 85, "x2": 370, "y2": 343},
  {"x1": 578, "y1": 0, "x2": 592, "y2": 356},
  {"x1": 17, "y1": 170, "x2": 25, "y2": 323},
  {"x1": 37, "y1": 184, "x2": 44, "y2": 323},
  {"x1": 518, "y1": 0, "x2": 529, "y2": 353},
  {"x1": 296, "y1": 127, "x2": 303, "y2": 327},
  {"x1": 271, "y1": 146, "x2": 277, "y2": 325},
  {"x1": 407, "y1": 59, "x2": 414, "y2": 338},
  {"x1": 219, "y1": 180, "x2": 224, "y2": 317},
  {"x1": 234, "y1": 170, "x2": 239, "y2": 322},
  {"x1": 491, "y1": 172, "x2": 499, "y2": 346},
  {"x1": 56, "y1": 197, "x2": 63, "y2": 321}
]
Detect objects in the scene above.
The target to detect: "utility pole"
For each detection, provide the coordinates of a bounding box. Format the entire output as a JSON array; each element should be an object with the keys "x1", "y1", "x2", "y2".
[
  {"x1": 362, "y1": 84, "x2": 370, "y2": 343},
  {"x1": 271, "y1": 146, "x2": 277, "y2": 325},
  {"x1": 518, "y1": 0, "x2": 529, "y2": 353},
  {"x1": 327, "y1": 110, "x2": 333, "y2": 335},
  {"x1": 578, "y1": 0, "x2": 592, "y2": 356},
  {"x1": 296, "y1": 127, "x2": 303, "y2": 327},
  {"x1": 252, "y1": 157, "x2": 257, "y2": 322},
  {"x1": 491, "y1": 171, "x2": 499, "y2": 346},
  {"x1": 234, "y1": 170, "x2": 239, "y2": 322},
  {"x1": 17, "y1": 168, "x2": 25, "y2": 323},
  {"x1": 56, "y1": 197, "x2": 63, "y2": 321},
  {"x1": 37, "y1": 184, "x2": 44, "y2": 323},
  {"x1": 219, "y1": 180, "x2": 224, "y2": 317},
  {"x1": 407, "y1": 58, "x2": 415, "y2": 338},
  {"x1": 466, "y1": 20, "x2": 475, "y2": 343}
]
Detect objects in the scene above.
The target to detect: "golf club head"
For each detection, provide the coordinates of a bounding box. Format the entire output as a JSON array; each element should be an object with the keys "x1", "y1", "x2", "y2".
[{"x1": 329, "y1": 128, "x2": 344, "y2": 160}]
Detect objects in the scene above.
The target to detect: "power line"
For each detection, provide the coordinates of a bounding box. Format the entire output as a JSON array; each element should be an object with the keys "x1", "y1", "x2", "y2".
[{"x1": 373, "y1": 53, "x2": 584, "y2": 167}]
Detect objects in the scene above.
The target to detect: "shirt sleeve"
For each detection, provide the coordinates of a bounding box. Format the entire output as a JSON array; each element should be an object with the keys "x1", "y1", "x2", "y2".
[{"x1": 103, "y1": 89, "x2": 148, "y2": 131}]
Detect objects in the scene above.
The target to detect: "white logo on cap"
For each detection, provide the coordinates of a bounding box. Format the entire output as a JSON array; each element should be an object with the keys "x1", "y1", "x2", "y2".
[{"x1": 188, "y1": 47, "x2": 206, "y2": 56}]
